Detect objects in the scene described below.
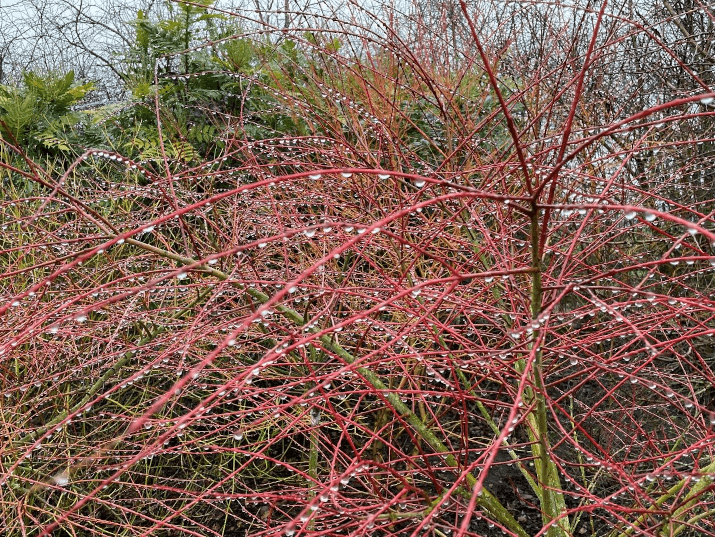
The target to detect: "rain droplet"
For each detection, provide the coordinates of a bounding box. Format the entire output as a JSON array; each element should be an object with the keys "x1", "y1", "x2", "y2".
[
  {"x1": 378, "y1": 174, "x2": 390, "y2": 179},
  {"x1": 644, "y1": 212, "x2": 656, "y2": 222},
  {"x1": 700, "y1": 96, "x2": 714, "y2": 105},
  {"x1": 624, "y1": 210, "x2": 637, "y2": 220},
  {"x1": 340, "y1": 172, "x2": 352, "y2": 178},
  {"x1": 309, "y1": 174, "x2": 322, "y2": 179},
  {"x1": 52, "y1": 470, "x2": 69, "y2": 486},
  {"x1": 176, "y1": 272, "x2": 188, "y2": 279},
  {"x1": 414, "y1": 180, "x2": 426, "y2": 187},
  {"x1": 304, "y1": 229, "x2": 316, "y2": 238}
]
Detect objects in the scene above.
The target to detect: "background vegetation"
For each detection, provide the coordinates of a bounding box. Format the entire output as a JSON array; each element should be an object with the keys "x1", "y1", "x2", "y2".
[{"x1": 1, "y1": 0, "x2": 715, "y2": 536}]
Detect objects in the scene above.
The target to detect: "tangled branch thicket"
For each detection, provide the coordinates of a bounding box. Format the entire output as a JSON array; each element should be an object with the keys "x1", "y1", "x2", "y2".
[{"x1": 2, "y1": 1, "x2": 715, "y2": 535}]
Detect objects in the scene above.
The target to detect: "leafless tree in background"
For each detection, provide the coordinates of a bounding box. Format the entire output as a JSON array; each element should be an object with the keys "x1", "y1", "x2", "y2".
[{"x1": 0, "y1": 0, "x2": 166, "y2": 98}]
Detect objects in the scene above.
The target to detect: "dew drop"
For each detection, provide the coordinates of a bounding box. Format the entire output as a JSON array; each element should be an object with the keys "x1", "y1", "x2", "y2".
[
  {"x1": 340, "y1": 172, "x2": 352, "y2": 178},
  {"x1": 378, "y1": 174, "x2": 390, "y2": 179},
  {"x1": 414, "y1": 180, "x2": 426, "y2": 187},
  {"x1": 309, "y1": 174, "x2": 322, "y2": 179},
  {"x1": 624, "y1": 210, "x2": 637, "y2": 220},
  {"x1": 644, "y1": 212, "x2": 656, "y2": 222},
  {"x1": 52, "y1": 470, "x2": 69, "y2": 486}
]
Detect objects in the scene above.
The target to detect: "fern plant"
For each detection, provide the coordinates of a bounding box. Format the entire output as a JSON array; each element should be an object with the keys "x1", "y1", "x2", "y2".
[{"x1": 0, "y1": 70, "x2": 93, "y2": 157}]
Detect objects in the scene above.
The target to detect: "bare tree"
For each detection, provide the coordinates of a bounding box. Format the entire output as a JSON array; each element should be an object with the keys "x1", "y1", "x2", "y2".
[{"x1": 0, "y1": 0, "x2": 165, "y2": 98}]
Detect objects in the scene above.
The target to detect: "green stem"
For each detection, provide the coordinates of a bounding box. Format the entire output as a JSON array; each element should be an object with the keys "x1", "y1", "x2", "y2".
[
  {"x1": 607, "y1": 457, "x2": 715, "y2": 537},
  {"x1": 517, "y1": 207, "x2": 570, "y2": 537},
  {"x1": 124, "y1": 237, "x2": 530, "y2": 537}
]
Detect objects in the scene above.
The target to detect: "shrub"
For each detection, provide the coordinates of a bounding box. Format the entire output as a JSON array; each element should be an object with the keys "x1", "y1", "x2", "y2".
[{"x1": 1, "y1": 1, "x2": 715, "y2": 536}]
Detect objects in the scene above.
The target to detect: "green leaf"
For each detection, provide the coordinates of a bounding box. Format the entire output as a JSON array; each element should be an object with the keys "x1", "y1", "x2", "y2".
[
  {"x1": 0, "y1": 90, "x2": 37, "y2": 142},
  {"x1": 326, "y1": 38, "x2": 342, "y2": 53},
  {"x1": 136, "y1": 10, "x2": 150, "y2": 52}
]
